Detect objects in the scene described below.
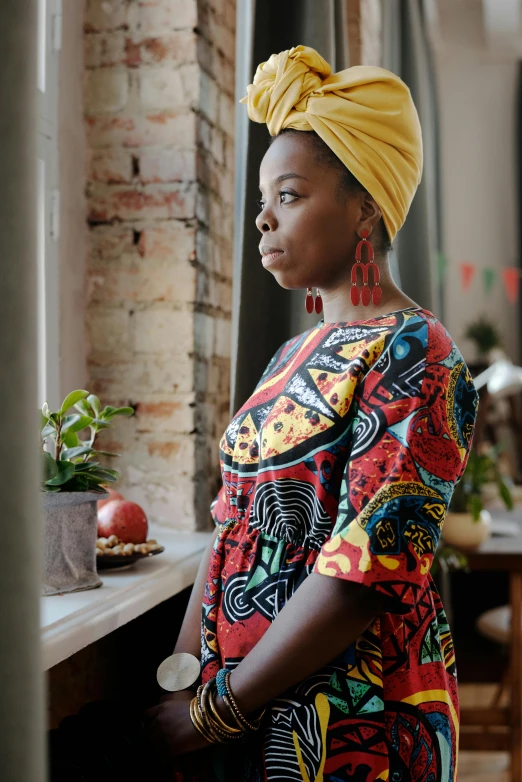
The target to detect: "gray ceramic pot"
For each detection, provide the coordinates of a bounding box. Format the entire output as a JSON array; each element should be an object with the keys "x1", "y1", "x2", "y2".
[{"x1": 41, "y1": 490, "x2": 108, "y2": 596}]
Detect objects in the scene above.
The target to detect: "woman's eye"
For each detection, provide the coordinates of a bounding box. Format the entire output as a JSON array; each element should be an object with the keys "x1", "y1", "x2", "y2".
[
  {"x1": 280, "y1": 191, "x2": 298, "y2": 204},
  {"x1": 256, "y1": 199, "x2": 265, "y2": 211}
]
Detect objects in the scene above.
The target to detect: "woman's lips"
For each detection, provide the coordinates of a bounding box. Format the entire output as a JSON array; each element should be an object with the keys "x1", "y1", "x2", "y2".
[{"x1": 261, "y1": 250, "x2": 284, "y2": 268}]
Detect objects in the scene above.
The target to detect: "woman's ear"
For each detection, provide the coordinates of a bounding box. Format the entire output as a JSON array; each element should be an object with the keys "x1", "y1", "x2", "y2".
[{"x1": 358, "y1": 192, "x2": 382, "y2": 236}]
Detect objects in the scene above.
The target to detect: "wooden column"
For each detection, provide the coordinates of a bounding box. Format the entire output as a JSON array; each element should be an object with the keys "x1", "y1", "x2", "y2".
[{"x1": 0, "y1": 2, "x2": 45, "y2": 781}]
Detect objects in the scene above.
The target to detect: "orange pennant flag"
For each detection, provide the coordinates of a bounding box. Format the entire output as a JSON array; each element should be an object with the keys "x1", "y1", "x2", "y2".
[
  {"x1": 459, "y1": 262, "x2": 476, "y2": 292},
  {"x1": 502, "y1": 267, "x2": 520, "y2": 304}
]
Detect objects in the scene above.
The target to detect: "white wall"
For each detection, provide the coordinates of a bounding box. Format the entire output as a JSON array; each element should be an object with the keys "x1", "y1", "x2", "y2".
[
  {"x1": 59, "y1": 0, "x2": 87, "y2": 395},
  {"x1": 435, "y1": 0, "x2": 520, "y2": 362}
]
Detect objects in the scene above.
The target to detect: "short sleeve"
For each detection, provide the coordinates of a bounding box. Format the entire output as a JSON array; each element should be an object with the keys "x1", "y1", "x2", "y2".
[{"x1": 314, "y1": 318, "x2": 479, "y2": 613}]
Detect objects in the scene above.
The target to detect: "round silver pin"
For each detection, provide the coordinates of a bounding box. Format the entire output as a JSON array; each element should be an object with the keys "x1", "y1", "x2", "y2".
[{"x1": 156, "y1": 652, "x2": 201, "y2": 692}]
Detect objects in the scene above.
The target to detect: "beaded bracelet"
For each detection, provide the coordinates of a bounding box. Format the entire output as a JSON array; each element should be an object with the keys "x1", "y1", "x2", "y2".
[{"x1": 219, "y1": 669, "x2": 266, "y2": 733}]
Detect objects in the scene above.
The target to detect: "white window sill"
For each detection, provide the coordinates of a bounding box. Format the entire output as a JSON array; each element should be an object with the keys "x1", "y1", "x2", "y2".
[{"x1": 41, "y1": 527, "x2": 212, "y2": 670}]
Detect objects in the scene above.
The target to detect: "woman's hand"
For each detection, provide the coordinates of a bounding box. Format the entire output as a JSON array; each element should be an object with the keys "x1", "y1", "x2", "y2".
[{"x1": 143, "y1": 697, "x2": 211, "y2": 760}]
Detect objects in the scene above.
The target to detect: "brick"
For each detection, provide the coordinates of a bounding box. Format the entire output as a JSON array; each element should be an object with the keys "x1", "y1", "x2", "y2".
[
  {"x1": 199, "y1": 71, "x2": 219, "y2": 124},
  {"x1": 133, "y1": 308, "x2": 194, "y2": 354},
  {"x1": 89, "y1": 225, "x2": 135, "y2": 261},
  {"x1": 84, "y1": 0, "x2": 129, "y2": 33},
  {"x1": 87, "y1": 306, "x2": 133, "y2": 357},
  {"x1": 214, "y1": 316, "x2": 231, "y2": 358},
  {"x1": 194, "y1": 311, "x2": 215, "y2": 359},
  {"x1": 210, "y1": 128, "x2": 225, "y2": 165},
  {"x1": 84, "y1": 32, "x2": 127, "y2": 68},
  {"x1": 90, "y1": 355, "x2": 195, "y2": 396},
  {"x1": 87, "y1": 256, "x2": 197, "y2": 304},
  {"x1": 135, "y1": 397, "x2": 195, "y2": 433},
  {"x1": 85, "y1": 68, "x2": 129, "y2": 112},
  {"x1": 138, "y1": 224, "x2": 197, "y2": 262},
  {"x1": 87, "y1": 181, "x2": 197, "y2": 221},
  {"x1": 90, "y1": 147, "x2": 133, "y2": 183},
  {"x1": 128, "y1": 1, "x2": 198, "y2": 35},
  {"x1": 86, "y1": 111, "x2": 197, "y2": 148},
  {"x1": 132, "y1": 31, "x2": 198, "y2": 65},
  {"x1": 218, "y1": 92, "x2": 235, "y2": 137},
  {"x1": 138, "y1": 67, "x2": 187, "y2": 111},
  {"x1": 139, "y1": 147, "x2": 197, "y2": 183}
]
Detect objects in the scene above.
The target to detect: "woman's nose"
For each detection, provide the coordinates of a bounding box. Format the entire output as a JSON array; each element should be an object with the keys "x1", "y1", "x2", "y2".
[{"x1": 255, "y1": 205, "x2": 277, "y2": 234}]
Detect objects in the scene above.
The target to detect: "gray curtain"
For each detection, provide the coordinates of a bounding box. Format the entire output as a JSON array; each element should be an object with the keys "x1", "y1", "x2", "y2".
[
  {"x1": 231, "y1": 0, "x2": 350, "y2": 414},
  {"x1": 382, "y1": 0, "x2": 444, "y2": 320}
]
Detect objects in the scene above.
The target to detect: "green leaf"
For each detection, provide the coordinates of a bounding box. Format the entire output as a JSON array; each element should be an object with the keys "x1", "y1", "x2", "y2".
[
  {"x1": 84, "y1": 468, "x2": 119, "y2": 483},
  {"x1": 42, "y1": 451, "x2": 58, "y2": 482},
  {"x1": 41, "y1": 423, "x2": 57, "y2": 439},
  {"x1": 42, "y1": 402, "x2": 50, "y2": 418},
  {"x1": 90, "y1": 420, "x2": 112, "y2": 430},
  {"x1": 87, "y1": 394, "x2": 101, "y2": 416},
  {"x1": 46, "y1": 460, "x2": 75, "y2": 486},
  {"x1": 61, "y1": 445, "x2": 95, "y2": 461},
  {"x1": 62, "y1": 414, "x2": 94, "y2": 433},
  {"x1": 468, "y1": 494, "x2": 483, "y2": 521},
  {"x1": 62, "y1": 430, "x2": 80, "y2": 448},
  {"x1": 43, "y1": 484, "x2": 61, "y2": 493},
  {"x1": 499, "y1": 479, "x2": 514, "y2": 511},
  {"x1": 74, "y1": 461, "x2": 100, "y2": 471},
  {"x1": 74, "y1": 399, "x2": 91, "y2": 415},
  {"x1": 60, "y1": 390, "x2": 89, "y2": 415},
  {"x1": 94, "y1": 450, "x2": 121, "y2": 458},
  {"x1": 112, "y1": 406, "x2": 134, "y2": 417}
]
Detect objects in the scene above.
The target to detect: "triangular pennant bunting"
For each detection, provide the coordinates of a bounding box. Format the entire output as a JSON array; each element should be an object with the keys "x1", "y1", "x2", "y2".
[
  {"x1": 459, "y1": 262, "x2": 476, "y2": 292},
  {"x1": 501, "y1": 267, "x2": 520, "y2": 304},
  {"x1": 483, "y1": 267, "x2": 496, "y2": 295}
]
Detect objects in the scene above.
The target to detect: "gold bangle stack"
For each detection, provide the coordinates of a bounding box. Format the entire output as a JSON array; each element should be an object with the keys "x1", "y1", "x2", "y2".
[{"x1": 189, "y1": 679, "x2": 246, "y2": 745}]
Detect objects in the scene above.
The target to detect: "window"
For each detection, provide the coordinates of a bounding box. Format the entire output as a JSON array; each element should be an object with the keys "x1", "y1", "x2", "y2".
[{"x1": 37, "y1": 0, "x2": 61, "y2": 408}]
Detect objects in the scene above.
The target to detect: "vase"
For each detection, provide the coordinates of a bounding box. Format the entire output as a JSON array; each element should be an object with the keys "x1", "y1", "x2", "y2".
[
  {"x1": 442, "y1": 509, "x2": 492, "y2": 551},
  {"x1": 41, "y1": 490, "x2": 108, "y2": 596}
]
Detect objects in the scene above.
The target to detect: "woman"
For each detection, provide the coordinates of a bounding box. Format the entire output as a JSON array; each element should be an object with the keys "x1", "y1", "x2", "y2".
[{"x1": 146, "y1": 46, "x2": 479, "y2": 782}]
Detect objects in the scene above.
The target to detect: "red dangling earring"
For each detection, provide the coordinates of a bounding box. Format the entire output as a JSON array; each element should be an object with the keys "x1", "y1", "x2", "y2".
[
  {"x1": 314, "y1": 289, "x2": 323, "y2": 314},
  {"x1": 305, "y1": 287, "x2": 314, "y2": 314},
  {"x1": 350, "y1": 229, "x2": 382, "y2": 306}
]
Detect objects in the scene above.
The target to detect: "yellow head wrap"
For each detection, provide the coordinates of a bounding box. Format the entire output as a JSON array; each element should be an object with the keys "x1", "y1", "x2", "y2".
[{"x1": 240, "y1": 45, "x2": 423, "y2": 241}]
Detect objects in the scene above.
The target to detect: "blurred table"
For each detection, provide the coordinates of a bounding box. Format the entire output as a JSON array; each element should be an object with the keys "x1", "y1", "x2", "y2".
[{"x1": 462, "y1": 509, "x2": 522, "y2": 781}]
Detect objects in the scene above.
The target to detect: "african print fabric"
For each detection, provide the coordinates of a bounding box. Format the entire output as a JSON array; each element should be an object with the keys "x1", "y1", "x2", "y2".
[{"x1": 198, "y1": 307, "x2": 478, "y2": 782}]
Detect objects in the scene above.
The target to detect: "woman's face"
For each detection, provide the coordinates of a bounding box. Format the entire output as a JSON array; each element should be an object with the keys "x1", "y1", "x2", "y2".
[{"x1": 256, "y1": 132, "x2": 374, "y2": 291}]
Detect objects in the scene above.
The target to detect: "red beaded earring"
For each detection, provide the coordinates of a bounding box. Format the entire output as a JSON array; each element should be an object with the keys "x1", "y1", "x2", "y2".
[
  {"x1": 305, "y1": 288, "x2": 323, "y2": 314},
  {"x1": 351, "y1": 229, "x2": 382, "y2": 306}
]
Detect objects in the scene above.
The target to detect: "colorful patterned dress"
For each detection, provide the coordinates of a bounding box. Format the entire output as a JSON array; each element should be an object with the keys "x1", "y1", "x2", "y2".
[{"x1": 200, "y1": 307, "x2": 478, "y2": 782}]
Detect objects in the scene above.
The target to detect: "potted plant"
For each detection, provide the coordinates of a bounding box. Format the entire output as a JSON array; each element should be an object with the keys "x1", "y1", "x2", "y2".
[
  {"x1": 464, "y1": 317, "x2": 503, "y2": 363},
  {"x1": 40, "y1": 390, "x2": 133, "y2": 595},
  {"x1": 442, "y1": 447, "x2": 514, "y2": 551}
]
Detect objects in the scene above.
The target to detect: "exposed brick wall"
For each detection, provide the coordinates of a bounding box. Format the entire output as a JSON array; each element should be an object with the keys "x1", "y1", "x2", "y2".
[{"x1": 84, "y1": 0, "x2": 235, "y2": 530}]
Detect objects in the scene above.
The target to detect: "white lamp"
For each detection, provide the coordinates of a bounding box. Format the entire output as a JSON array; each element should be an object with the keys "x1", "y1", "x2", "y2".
[{"x1": 473, "y1": 349, "x2": 522, "y2": 398}]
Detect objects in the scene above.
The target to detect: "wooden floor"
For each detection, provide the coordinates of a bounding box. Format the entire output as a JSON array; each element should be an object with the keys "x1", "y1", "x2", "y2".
[{"x1": 459, "y1": 683, "x2": 510, "y2": 781}]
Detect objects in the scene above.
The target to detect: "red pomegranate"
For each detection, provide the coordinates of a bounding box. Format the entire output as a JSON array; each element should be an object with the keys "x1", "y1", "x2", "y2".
[
  {"x1": 98, "y1": 487, "x2": 125, "y2": 510},
  {"x1": 97, "y1": 500, "x2": 148, "y2": 544}
]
